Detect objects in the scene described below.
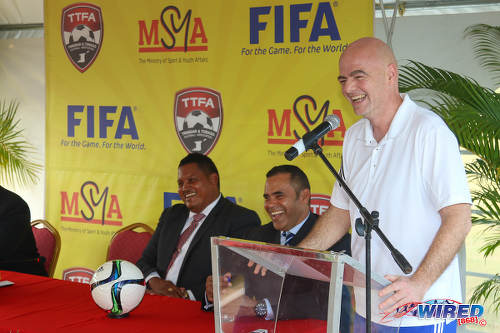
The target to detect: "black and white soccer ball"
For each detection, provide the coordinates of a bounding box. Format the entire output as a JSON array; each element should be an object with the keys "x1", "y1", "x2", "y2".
[
  {"x1": 90, "y1": 260, "x2": 146, "y2": 318},
  {"x1": 70, "y1": 24, "x2": 95, "y2": 43},
  {"x1": 184, "y1": 110, "x2": 213, "y2": 130}
]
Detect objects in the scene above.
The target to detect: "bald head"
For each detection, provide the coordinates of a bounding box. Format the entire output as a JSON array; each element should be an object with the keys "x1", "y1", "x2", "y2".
[
  {"x1": 340, "y1": 37, "x2": 397, "y2": 70},
  {"x1": 337, "y1": 37, "x2": 402, "y2": 125}
]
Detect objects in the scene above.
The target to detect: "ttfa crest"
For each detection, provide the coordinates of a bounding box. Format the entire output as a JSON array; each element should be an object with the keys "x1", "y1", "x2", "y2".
[
  {"x1": 61, "y1": 3, "x2": 103, "y2": 73},
  {"x1": 174, "y1": 87, "x2": 223, "y2": 155}
]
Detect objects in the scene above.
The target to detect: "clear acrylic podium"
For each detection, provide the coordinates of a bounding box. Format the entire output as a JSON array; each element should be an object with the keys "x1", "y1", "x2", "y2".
[{"x1": 211, "y1": 237, "x2": 398, "y2": 333}]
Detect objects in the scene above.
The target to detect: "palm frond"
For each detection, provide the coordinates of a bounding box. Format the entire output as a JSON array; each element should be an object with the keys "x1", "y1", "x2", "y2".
[
  {"x1": 0, "y1": 100, "x2": 41, "y2": 186},
  {"x1": 399, "y1": 61, "x2": 500, "y2": 167},
  {"x1": 399, "y1": 61, "x2": 500, "y2": 119},
  {"x1": 464, "y1": 24, "x2": 500, "y2": 87},
  {"x1": 466, "y1": 159, "x2": 499, "y2": 186},
  {"x1": 469, "y1": 275, "x2": 500, "y2": 314}
]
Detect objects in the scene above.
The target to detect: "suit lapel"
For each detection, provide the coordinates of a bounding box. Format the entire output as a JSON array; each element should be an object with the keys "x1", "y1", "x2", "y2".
[
  {"x1": 271, "y1": 227, "x2": 281, "y2": 244},
  {"x1": 288, "y1": 213, "x2": 317, "y2": 247}
]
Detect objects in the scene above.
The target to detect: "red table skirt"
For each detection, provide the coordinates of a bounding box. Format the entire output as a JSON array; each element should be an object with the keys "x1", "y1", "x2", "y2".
[{"x1": 0, "y1": 271, "x2": 327, "y2": 332}]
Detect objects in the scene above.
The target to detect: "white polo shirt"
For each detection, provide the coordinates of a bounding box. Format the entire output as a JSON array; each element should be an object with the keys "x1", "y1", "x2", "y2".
[{"x1": 331, "y1": 94, "x2": 471, "y2": 326}]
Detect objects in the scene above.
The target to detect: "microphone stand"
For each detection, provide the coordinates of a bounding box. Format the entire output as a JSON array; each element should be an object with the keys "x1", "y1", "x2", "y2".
[{"x1": 309, "y1": 142, "x2": 412, "y2": 333}]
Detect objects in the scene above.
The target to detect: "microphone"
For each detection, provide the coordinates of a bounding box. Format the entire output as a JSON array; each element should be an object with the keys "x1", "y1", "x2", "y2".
[{"x1": 285, "y1": 115, "x2": 340, "y2": 161}]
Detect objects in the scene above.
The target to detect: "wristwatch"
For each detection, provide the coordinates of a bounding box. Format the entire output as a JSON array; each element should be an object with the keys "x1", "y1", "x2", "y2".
[{"x1": 254, "y1": 301, "x2": 268, "y2": 318}]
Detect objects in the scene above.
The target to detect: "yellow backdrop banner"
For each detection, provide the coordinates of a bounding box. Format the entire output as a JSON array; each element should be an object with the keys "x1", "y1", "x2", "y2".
[{"x1": 45, "y1": 0, "x2": 373, "y2": 280}]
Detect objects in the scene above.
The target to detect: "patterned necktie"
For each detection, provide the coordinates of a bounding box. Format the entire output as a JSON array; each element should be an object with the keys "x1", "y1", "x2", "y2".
[
  {"x1": 166, "y1": 213, "x2": 205, "y2": 273},
  {"x1": 282, "y1": 231, "x2": 295, "y2": 246}
]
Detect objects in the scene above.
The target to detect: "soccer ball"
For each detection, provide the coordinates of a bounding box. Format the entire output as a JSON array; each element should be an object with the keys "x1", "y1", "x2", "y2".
[
  {"x1": 70, "y1": 24, "x2": 95, "y2": 43},
  {"x1": 184, "y1": 110, "x2": 213, "y2": 130},
  {"x1": 90, "y1": 260, "x2": 146, "y2": 318}
]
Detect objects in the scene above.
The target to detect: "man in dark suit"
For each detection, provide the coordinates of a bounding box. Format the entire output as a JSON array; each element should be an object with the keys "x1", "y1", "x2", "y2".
[
  {"x1": 0, "y1": 186, "x2": 47, "y2": 276},
  {"x1": 206, "y1": 165, "x2": 352, "y2": 331},
  {"x1": 137, "y1": 153, "x2": 260, "y2": 302}
]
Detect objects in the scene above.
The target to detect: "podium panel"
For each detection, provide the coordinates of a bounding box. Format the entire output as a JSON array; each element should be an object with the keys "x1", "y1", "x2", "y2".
[{"x1": 211, "y1": 237, "x2": 401, "y2": 333}]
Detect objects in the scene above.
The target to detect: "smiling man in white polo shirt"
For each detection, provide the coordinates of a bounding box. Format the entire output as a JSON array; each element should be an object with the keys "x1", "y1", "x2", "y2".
[{"x1": 298, "y1": 37, "x2": 472, "y2": 332}]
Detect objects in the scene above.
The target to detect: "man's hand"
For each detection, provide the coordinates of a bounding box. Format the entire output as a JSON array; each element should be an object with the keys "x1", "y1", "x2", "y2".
[
  {"x1": 206, "y1": 273, "x2": 233, "y2": 303},
  {"x1": 222, "y1": 295, "x2": 258, "y2": 318},
  {"x1": 147, "y1": 277, "x2": 187, "y2": 298},
  {"x1": 378, "y1": 204, "x2": 471, "y2": 315},
  {"x1": 247, "y1": 260, "x2": 267, "y2": 276},
  {"x1": 378, "y1": 275, "x2": 428, "y2": 314}
]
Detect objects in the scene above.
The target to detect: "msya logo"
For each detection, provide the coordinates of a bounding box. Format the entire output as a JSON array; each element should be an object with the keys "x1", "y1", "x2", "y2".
[
  {"x1": 61, "y1": 3, "x2": 103, "y2": 72},
  {"x1": 250, "y1": 2, "x2": 340, "y2": 44},
  {"x1": 268, "y1": 95, "x2": 346, "y2": 147},
  {"x1": 138, "y1": 6, "x2": 208, "y2": 52},
  {"x1": 60, "y1": 181, "x2": 123, "y2": 226},
  {"x1": 174, "y1": 87, "x2": 223, "y2": 155}
]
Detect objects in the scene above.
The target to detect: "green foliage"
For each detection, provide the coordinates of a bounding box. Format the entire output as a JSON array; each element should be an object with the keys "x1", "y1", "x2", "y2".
[
  {"x1": 398, "y1": 24, "x2": 500, "y2": 313},
  {"x1": 464, "y1": 24, "x2": 500, "y2": 87},
  {"x1": 0, "y1": 100, "x2": 41, "y2": 186},
  {"x1": 470, "y1": 274, "x2": 500, "y2": 314}
]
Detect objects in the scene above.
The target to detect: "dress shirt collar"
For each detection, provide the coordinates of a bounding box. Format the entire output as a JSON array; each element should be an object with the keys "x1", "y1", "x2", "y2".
[
  {"x1": 360, "y1": 93, "x2": 413, "y2": 145},
  {"x1": 187, "y1": 193, "x2": 221, "y2": 220},
  {"x1": 287, "y1": 212, "x2": 310, "y2": 235},
  {"x1": 280, "y1": 212, "x2": 309, "y2": 245}
]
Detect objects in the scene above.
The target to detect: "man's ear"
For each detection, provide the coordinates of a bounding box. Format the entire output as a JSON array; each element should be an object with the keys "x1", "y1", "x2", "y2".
[
  {"x1": 300, "y1": 188, "x2": 311, "y2": 204},
  {"x1": 387, "y1": 63, "x2": 398, "y2": 83},
  {"x1": 209, "y1": 173, "x2": 219, "y2": 187}
]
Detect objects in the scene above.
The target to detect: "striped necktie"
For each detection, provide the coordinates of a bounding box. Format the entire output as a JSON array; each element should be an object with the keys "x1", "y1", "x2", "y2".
[
  {"x1": 166, "y1": 213, "x2": 205, "y2": 273},
  {"x1": 282, "y1": 231, "x2": 295, "y2": 246}
]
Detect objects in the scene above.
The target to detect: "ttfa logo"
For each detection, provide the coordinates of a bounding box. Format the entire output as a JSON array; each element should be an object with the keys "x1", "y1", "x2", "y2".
[
  {"x1": 174, "y1": 87, "x2": 223, "y2": 155},
  {"x1": 250, "y1": 2, "x2": 340, "y2": 44},
  {"x1": 138, "y1": 6, "x2": 208, "y2": 53},
  {"x1": 268, "y1": 95, "x2": 346, "y2": 146},
  {"x1": 61, "y1": 181, "x2": 123, "y2": 226},
  {"x1": 310, "y1": 194, "x2": 331, "y2": 215},
  {"x1": 63, "y1": 267, "x2": 95, "y2": 284},
  {"x1": 61, "y1": 3, "x2": 103, "y2": 72},
  {"x1": 67, "y1": 105, "x2": 139, "y2": 139}
]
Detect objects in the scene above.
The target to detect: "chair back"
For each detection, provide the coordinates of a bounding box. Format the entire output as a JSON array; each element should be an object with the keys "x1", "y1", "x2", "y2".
[
  {"x1": 107, "y1": 223, "x2": 154, "y2": 263},
  {"x1": 31, "y1": 220, "x2": 61, "y2": 277}
]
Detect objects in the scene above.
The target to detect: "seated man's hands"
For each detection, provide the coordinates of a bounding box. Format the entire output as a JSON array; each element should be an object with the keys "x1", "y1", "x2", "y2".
[
  {"x1": 147, "y1": 277, "x2": 187, "y2": 298},
  {"x1": 247, "y1": 260, "x2": 267, "y2": 276},
  {"x1": 222, "y1": 295, "x2": 259, "y2": 318},
  {"x1": 206, "y1": 273, "x2": 233, "y2": 303}
]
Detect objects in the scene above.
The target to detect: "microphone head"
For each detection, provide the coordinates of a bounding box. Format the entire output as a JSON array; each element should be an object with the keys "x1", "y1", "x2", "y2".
[
  {"x1": 325, "y1": 114, "x2": 341, "y2": 130},
  {"x1": 284, "y1": 147, "x2": 299, "y2": 161}
]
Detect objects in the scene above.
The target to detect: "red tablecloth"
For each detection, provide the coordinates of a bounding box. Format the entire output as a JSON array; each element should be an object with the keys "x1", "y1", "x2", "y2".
[
  {"x1": 0, "y1": 271, "x2": 327, "y2": 332},
  {"x1": 0, "y1": 271, "x2": 214, "y2": 333}
]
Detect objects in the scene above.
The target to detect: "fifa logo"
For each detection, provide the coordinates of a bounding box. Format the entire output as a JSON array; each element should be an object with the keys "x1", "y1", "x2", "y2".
[
  {"x1": 61, "y1": 3, "x2": 103, "y2": 72},
  {"x1": 249, "y1": 2, "x2": 341, "y2": 44},
  {"x1": 60, "y1": 181, "x2": 123, "y2": 226},
  {"x1": 67, "y1": 105, "x2": 139, "y2": 140},
  {"x1": 164, "y1": 192, "x2": 235, "y2": 208}
]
